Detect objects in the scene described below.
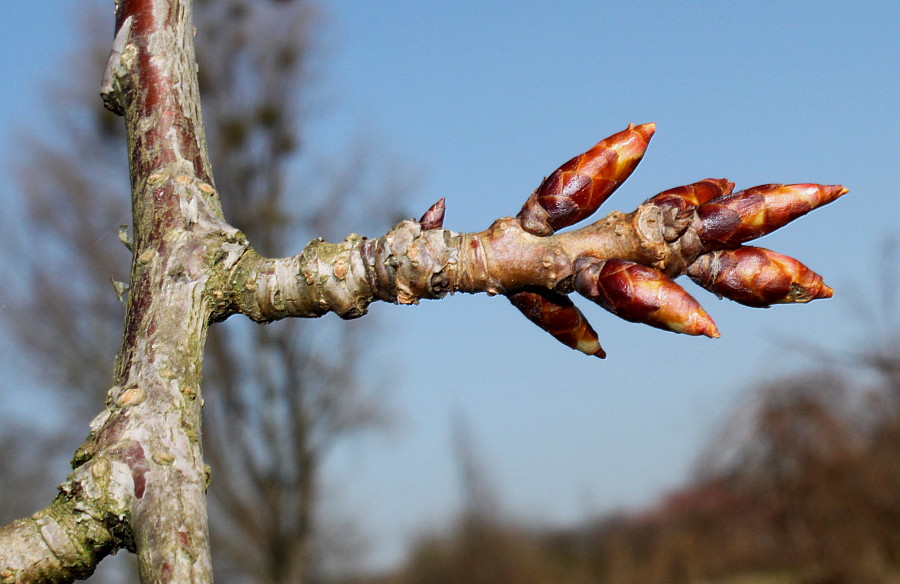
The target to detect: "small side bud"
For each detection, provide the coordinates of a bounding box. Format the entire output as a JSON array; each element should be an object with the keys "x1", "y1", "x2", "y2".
[
  {"x1": 518, "y1": 123, "x2": 656, "y2": 235},
  {"x1": 645, "y1": 179, "x2": 735, "y2": 242},
  {"x1": 508, "y1": 289, "x2": 606, "y2": 358},
  {"x1": 118, "y1": 224, "x2": 133, "y2": 252},
  {"x1": 645, "y1": 178, "x2": 734, "y2": 210},
  {"x1": 698, "y1": 183, "x2": 848, "y2": 247},
  {"x1": 688, "y1": 246, "x2": 833, "y2": 307},
  {"x1": 418, "y1": 198, "x2": 446, "y2": 230},
  {"x1": 574, "y1": 257, "x2": 719, "y2": 337},
  {"x1": 111, "y1": 279, "x2": 130, "y2": 304}
]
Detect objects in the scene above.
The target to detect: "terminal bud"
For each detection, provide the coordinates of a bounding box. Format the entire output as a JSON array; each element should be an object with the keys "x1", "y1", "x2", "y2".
[{"x1": 698, "y1": 183, "x2": 848, "y2": 247}]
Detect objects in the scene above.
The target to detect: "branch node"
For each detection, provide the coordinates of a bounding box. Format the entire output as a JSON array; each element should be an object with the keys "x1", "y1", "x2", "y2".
[
  {"x1": 118, "y1": 224, "x2": 133, "y2": 252},
  {"x1": 111, "y1": 279, "x2": 130, "y2": 304}
]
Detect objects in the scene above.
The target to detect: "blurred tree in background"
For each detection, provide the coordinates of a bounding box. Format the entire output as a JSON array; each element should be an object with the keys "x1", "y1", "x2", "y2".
[{"x1": 0, "y1": 1, "x2": 408, "y2": 582}]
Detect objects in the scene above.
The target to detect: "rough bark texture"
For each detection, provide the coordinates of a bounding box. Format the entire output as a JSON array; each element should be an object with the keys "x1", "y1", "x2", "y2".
[
  {"x1": 99, "y1": 0, "x2": 222, "y2": 580},
  {"x1": 0, "y1": 0, "x2": 845, "y2": 581},
  {"x1": 0, "y1": 496, "x2": 120, "y2": 583},
  {"x1": 0, "y1": 0, "x2": 224, "y2": 581}
]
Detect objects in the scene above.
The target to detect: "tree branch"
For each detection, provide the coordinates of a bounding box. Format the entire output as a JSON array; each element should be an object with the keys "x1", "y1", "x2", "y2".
[
  {"x1": 0, "y1": 495, "x2": 122, "y2": 584},
  {"x1": 229, "y1": 176, "x2": 844, "y2": 356},
  {"x1": 231, "y1": 206, "x2": 677, "y2": 321},
  {"x1": 0, "y1": 0, "x2": 230, "y2": 581},
  {"x1": 224, "y1": 122, "x2": 845, "y2": 360},
  {"x1": 96, "y1": 0, "x2": 225, "y2": 580}
]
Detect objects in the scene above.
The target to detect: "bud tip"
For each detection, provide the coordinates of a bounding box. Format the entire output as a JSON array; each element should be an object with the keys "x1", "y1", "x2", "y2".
[
  {"x1": 419, "y1": 197, "x2": 446, "y2": 230},
  {"x1": 578, "y1": 339, "x2": 607, "y2": 359},
  {"x1": 691, "y1": 313, "x2": 721, "y2": 338},
  {"x1": 634, "y1": 122, "x2": 656, "y2": 140}
]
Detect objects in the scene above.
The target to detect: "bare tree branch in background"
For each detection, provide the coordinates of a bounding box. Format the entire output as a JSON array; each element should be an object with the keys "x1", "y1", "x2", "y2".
[
  {"x1": 0, "y1": 428, "x2": 69, "y2": 528},
  {"x1": 697, "y1": 371, "x2": 900, "y2": 583},
  {"x1": 396, "y1": 415, "x2": 567, "y2": 584},
  {"x1": 0, "y1": 1, "x2": 405, "y2": 581}
]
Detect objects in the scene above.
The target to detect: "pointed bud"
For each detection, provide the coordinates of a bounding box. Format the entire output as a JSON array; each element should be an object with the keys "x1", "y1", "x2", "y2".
[
  {"x1": 645, "y1": 178, "x2": 735, "y2": 211},
  {"x1": 509, "y1": 289, "x2": 606, "y2": 358},
  {"x1": 418, "y1": 198, "x2": 446, "y2": 230},
  {"x1": 574, "y1": 258, "x2": 719, "y2": 337},
  {"x1": 518, "y1": 123, "x2": 656, "y2": 235},
  {"x1": 688, "y1": 246, "x2": 833, "y2": 308},
  {"x1": 698, "y1": 183, "x2": 848, "y2": 247}
]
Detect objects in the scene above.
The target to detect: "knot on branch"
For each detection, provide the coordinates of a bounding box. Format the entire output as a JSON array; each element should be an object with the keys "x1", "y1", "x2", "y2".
[
  {"x1": 632, "y1": 203, "x2": 705, "y2": 276},
  {"x1": 364, "y1": 220, "x2": 460, "y2": 304}
]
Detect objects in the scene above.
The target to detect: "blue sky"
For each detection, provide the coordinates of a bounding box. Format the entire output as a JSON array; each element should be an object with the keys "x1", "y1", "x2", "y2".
[{"x1": 2, "y1": 0, "x2": 899, "y2": 570}]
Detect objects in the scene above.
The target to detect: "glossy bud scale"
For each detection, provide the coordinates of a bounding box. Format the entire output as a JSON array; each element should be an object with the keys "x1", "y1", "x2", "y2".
[
  {"x1": 688, "y1": 246, "x2": 833, "y2": 307},
  {"x1": 698, "y1": 183, "x2": 848, "y2": 247},
  {"x1": 508, "y1": 289, "x2": 606, "y2": 358},
  {"x1": 518, "y1": 123, "x2": 655, "y2": 236},
  {"x1": 646, "y1": 178, "x2": 734, "y2": 211},
  {"x1": 418, "y1": 198, "x2": 446, "y2": 230},
  {"x1": 574, "y1": 258, "x2": 719, "y2": 337}
]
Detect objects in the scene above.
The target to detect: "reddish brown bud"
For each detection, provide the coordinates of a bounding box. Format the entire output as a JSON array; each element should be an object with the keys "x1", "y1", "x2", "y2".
[
  {"x1": 574, "y1": 258, "x2": 719, "y2": 337},
  {"x1": 698, "y1": 183, "x2": 848, "y2": 247},
  {"x1": 508, "y1": 289, "x2": 606, "y2": 358},
  {"x1": 419, "y1": 198, "x2": 446, "y2": 230},
  {"x1": 687, "y1": 246, "x2": 833, "y2": 308},
  {"x1": 645, "y1": 178, "x2": 735, "y2": 211},
  {"x1": 518, "y1": 123, "x2": 656, "y2": 235}
]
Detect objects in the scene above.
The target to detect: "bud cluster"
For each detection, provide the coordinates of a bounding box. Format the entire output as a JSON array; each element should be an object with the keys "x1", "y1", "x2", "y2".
[{"x1": 417, "y1": 124, "x2": 846, "y2": 358}]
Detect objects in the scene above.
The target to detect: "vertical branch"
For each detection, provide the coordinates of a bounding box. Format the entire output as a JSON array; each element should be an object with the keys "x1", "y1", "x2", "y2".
[{"x1": 100, "y1": 0, "x2": 229, "y2": 581}]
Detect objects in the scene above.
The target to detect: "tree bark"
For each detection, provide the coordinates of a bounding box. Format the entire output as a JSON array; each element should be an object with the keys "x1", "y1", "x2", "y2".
[
  {"x1": 1, "y1": 0, "x2": 223, "y2": 580},
  {"x1": 230, "y1": 208, "x2": 694, "y2": 323}
]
